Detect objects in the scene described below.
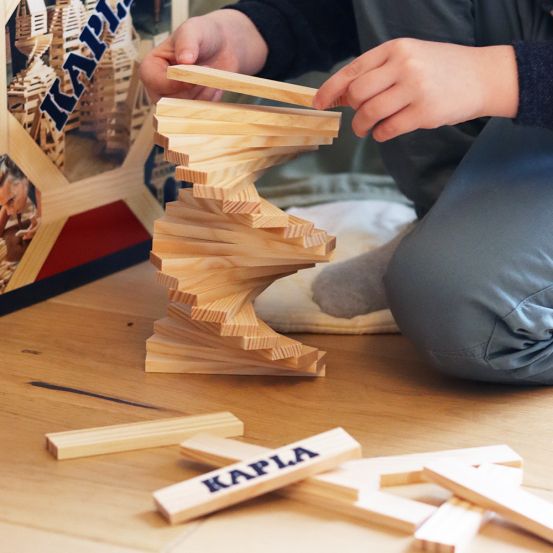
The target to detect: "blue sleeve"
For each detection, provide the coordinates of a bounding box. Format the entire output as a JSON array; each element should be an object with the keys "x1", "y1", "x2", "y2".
[
  {"x1": 514, "y1": 41, "x2": 553, "y2": 131},
  {"x1": 222, "y1": 0, "x2": 360, "y2": 80}
]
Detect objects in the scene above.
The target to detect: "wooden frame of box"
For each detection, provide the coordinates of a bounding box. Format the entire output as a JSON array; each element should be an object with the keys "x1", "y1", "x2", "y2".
[{"x1": 0, "y1": 0, "x2": 188, "y2": 313}]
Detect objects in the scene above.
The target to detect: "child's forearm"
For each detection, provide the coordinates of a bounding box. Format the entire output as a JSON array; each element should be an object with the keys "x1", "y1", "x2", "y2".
[{"x1": 223, "y1": 0, "x2": 360, "y2": 80}]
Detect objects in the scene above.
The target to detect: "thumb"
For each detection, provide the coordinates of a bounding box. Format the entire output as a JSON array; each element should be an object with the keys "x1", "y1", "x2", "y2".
[{"x1": 173, "y1": 19, "x2": 203, "y2": 64}]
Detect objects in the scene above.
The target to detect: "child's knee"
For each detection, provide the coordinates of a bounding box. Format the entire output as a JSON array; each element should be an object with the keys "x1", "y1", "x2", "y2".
[{"x1": 384, "y1": 231, "x2": 553, "y2": 385}]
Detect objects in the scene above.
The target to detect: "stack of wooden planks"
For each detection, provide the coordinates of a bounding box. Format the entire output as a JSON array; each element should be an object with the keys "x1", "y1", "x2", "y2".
[{"x1": 147, "y1": 65, "x2": 341, "y2": 377}]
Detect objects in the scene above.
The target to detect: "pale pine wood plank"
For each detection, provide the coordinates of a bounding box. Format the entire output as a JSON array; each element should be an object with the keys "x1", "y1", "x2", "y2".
[
  {"x1": 153, "y1": 428, "x2": 361, "y2": 524},
  {"x1": 4, "y1": 218, "x2": 67, "y2": 292},
  {"x1": 167, "y1": 65, "x2": 319, "y2": 108}
]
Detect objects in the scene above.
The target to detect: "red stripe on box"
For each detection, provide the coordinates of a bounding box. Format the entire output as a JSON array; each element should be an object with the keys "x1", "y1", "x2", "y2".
[{"x1": 36, "y1": 201, "x2": 151, "y2": 281}]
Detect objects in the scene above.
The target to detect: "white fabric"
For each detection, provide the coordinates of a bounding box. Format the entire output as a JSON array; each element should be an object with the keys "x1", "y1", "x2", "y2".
[{"x1": 254, "y1": 200, "x2": 417, "y2": 334}]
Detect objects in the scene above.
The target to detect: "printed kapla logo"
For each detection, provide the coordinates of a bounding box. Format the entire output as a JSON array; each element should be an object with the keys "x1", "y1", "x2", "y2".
[
  {"x1": 201, "y1": 447, "x2": 320, "y2": 493},
  {"x1": 40, "y1": 0, "x2": 134, "y2": 131}
]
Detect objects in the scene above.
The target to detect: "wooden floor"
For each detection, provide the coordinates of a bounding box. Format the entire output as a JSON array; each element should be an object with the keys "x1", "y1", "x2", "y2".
[{"x1": 2, "y1": 262, "x2": 553, "y2": 553}]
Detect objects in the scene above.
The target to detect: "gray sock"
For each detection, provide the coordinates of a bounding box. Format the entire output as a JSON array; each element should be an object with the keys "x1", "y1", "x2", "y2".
[{"x1": 311, "y1": 223, "x2": 415, "y2": 319}]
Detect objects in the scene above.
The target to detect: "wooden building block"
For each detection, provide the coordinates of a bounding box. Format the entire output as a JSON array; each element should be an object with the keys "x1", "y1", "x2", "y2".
[
  {"x1": 155, "y1": 115, "x2": 337, "y2": 137},
  {"x1": 175, "y1": 153, "x2": 298, "y2": 185},
  {"x1": 179, "y1": 434, "x2": 436, "y2": 532},
  {"x1": 423, "y1": 460, "x2": 553, "y2": 545},
  {"x1": 167, "y1": 65, "x2": 320, "y2": 108},
  {"x1": 414, "y1": 464, "x2": 524, "y2": 553},
  {"x1": 347, "y1": 444, "x2": 523, "y2": 487},
  {"x1": 149, "y1": 94, "x2": 338, "y2": 378},
  {"x1": 154, "y1": 428, "x2": 362, "y2": 524},
  {"x1": 168, "y1": 143, "x2": 316, "y2": 167},
  {"x1": 155, "y1": 131, "x2": 333, "y2": 150},
  {"x1": 145, "y1": 352, "x2": 326, "y2": 377},
  {"x1": 156, "y1": 98, "x2": 341, "y2": 130},
  {"x1": 45, "y1": 412, "x2": 244, "y2": 460}
]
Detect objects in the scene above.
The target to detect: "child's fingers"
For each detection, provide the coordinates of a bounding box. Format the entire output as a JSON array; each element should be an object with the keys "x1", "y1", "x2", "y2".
[
  {"x1": 314, "y1": 45, "x2": 389, "y2": 110},
  {"x1": 140, "y1": 54, "x2": 185, "y2": 103},
  {"x1": 345, "y1": 65, "x2": 397, "y2": 110},
  {"x1": 173, "y1": 19, "x2": 204, "y2": 64},
  {"x1": 192, "y1": 87, "x2": 224, "y2": 102},
  {"x1": 372, "y1": 105, "x2": 420, "y2": 142},
  {"x1": 352, "y1": 85, "x2": 410, "y2": 137}
]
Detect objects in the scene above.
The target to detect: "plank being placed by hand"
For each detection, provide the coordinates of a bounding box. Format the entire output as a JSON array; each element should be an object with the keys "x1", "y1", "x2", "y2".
[
  {"x1": 154, "y1": 428, "x2": 362, "y2": 524},
  {"x1": 167, "y1": 64, "x2": 320, "y2": 107},
  {"x1": 423, "y1": 459, "x2": 553, "y2": 545},
  {"x1": 45, "y1": 412, "x2": 244, "y2": 460}
]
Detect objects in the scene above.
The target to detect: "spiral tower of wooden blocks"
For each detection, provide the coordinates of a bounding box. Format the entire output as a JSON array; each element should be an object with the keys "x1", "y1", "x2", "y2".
[{"x1": 146, "y1": 66, "x2": 341, "y2": 377}]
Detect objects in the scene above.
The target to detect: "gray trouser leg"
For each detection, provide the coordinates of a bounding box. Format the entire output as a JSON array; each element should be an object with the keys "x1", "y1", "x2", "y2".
[
  {"x1": 351, "y1": 0, "x2": 553, "y2": 216},
  {"x1": 384, "y1": 119, "x2": 553, "y2": 385}
]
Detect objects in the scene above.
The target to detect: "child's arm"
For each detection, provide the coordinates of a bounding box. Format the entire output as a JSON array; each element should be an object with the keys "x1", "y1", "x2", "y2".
[
  {"x1": 140, "y1": 1, "x2": 360, "y2": 102},
  {"x1": 224, "y1": 0, "x2": 360, "y2": 80},
  {"x1": 314, "y1": 39, "x2": 519, "y2": 142}
]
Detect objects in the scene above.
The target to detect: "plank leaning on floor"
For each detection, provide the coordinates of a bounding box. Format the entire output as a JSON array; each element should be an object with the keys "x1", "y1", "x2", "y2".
[
  {"x1": 154, "y1": 427, "x2": 362, "y2": 524},
  {"x1": 414, "y1": 464, "x2": 524, "y2": 553},
  {"x1": 423, "y1": 459, "x2": 553, "y2": 544},
  {"x1": 45, "y1": 412, "x2": 244, "y2": 460}
]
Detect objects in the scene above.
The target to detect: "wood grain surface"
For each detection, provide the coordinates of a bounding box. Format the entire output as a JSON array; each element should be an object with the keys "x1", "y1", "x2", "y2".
[{"x1": 2, "y1": 262, "x2": 553, "y2": 552}]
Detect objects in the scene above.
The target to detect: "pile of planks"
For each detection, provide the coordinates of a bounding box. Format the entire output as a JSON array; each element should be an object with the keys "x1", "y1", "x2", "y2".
[
  {"x1": 148, "y1": 66, "x2": 341, "y2": 377},
  {"x1": 45, "y1": 414, "x2": 553, "y2": 551}
]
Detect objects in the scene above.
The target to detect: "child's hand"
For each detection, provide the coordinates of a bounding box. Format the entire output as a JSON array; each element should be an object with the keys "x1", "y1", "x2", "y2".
[
  {"x1": 314, "y1": 39, "x2": 519, "y2": 142},
  {"x1": 140, "y1": 10, "x2": 268, "y2": 103}
]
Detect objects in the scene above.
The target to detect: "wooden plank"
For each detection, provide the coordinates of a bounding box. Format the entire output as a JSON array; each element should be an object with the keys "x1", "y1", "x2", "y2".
[
  {"x1": 124, "y1": 189, "x2": 164, "y2": 235},
  {"x1": 175, "y1": 153, "x2": 297, "y2": 185},
  {"x1": 192, "y1": 174, "x2": 256, "y2": 202},
  {"x1": 167, "y1": 143, "x2": 316, "y2": 167},
  {"x1": 349, "y1": 444, "x2": 524, "y2": 487},
  {"x1": 414, "y1": 464, "x2": 524, "y2": 553},
  {"x1": 45, "y1": 413, "x2": 244, "y2": 460},
  {"x1": 153, "y1": 317, "x2": 314, "y2": 370},
  {"x1": 179, "y1": 434, "x2": 436, "y2": 533},
  {"x1": 160, "y1": 264, "x2": 303, "y2": 294},
  {"x1": 155, "y1": 115, "x2": 336, "y2": 138},
  {"x1": 154, "y1": 217, "x2": 327, "y2": 260},
  {"x1": 167, "y1": 65, "x2": 320, "y2": 108},
  {"x1": 156, "y1": 131, "x2": 333, "y2": 150},
  {"x1": 234, "y1": 199, "x2": 290, "y2": 229},
  {"x1": 4, "y1": 218, "x2": 67, "y2": 292},
  {"x1": 220, "y1": 183, "x2": 262, "y2": 213},
  {"x1": 145, "y1": 352, "x2": 325, "y2": 377},
  {"x1": 123, "y1": 110, "x2": 154, "y2": 168},
  {"x1": 156, "y1": 98, "x2": 340, "y2": 130},
  {"x1": 153, "y1": 428, "x2": 362, "y2": 524},
  {"x1": 41, "y1": 166, "x2": 144, "y2": 223},
  {"x1": 7, "y1": 113, "x2": 68, "y2": 192},
  {"x1": 423, "y1": 460, "x2": 553, "y2": 544}
]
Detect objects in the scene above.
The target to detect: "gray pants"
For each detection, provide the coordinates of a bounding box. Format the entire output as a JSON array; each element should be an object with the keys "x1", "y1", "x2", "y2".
[
  {"x1": 352, "y1": 1, "x2": 553, "y2": 384},
  {"x1": 352, "y1": 0, "x2": 553, "y2": 216}
]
